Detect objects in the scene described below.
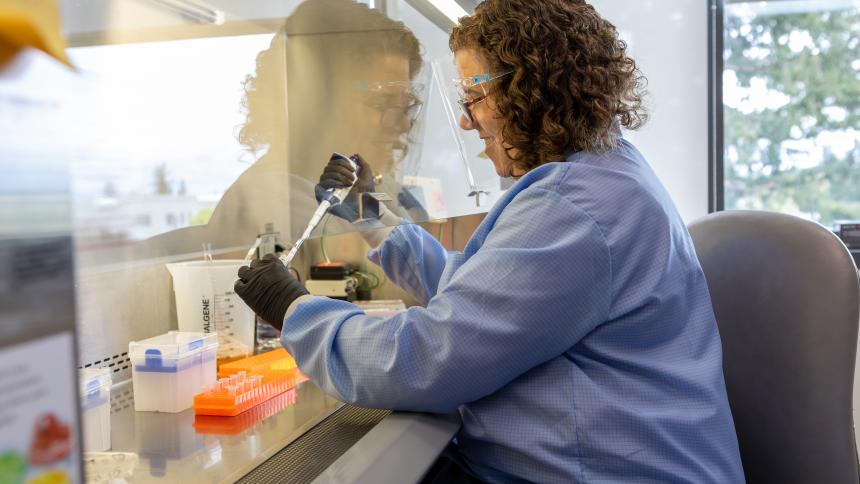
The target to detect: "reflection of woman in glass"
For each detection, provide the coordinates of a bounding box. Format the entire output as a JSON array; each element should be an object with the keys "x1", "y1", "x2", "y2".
[
  {"x1": 207, "y1": 0, "x2": 428, "y2": 246},
  {"x1": 74, "y1": 0, "x2": 428, "y2": 368}
]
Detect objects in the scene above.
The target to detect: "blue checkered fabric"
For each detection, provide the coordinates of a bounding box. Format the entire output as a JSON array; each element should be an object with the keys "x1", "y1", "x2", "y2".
[{"x1": 281, "y1": 139, "x2": 744, "y2": 483}]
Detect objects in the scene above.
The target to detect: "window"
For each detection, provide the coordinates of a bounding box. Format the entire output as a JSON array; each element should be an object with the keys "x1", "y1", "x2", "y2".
[{"x1": 716, "y1": 0, "x2": 860, "y2": 228}]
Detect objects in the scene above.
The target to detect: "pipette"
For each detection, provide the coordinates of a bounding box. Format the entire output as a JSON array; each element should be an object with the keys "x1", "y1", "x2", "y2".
[
  {"x1": 241, "y1": 153, "x2": 359, "y2": 268},
  {"x1": 279, "y1": 153, "x2": 359, "y2": 266}
]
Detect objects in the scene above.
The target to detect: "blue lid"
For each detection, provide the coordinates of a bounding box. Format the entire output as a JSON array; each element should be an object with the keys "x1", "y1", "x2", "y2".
[
  {"x1": 134, "y1": 348, "x2": 199, "y2": 373},
  {"x1": 128, "y1": 331, "x2": 218, "y2": 361},
  {"x1": 79, "y1": 368, "x2": 111, "y2": 410}
]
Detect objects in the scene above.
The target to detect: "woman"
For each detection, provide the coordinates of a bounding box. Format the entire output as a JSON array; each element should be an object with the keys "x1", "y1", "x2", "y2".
[
  {"x1": 210, "y1": 0, "x2": 428, "y2": 246},
  {"x1": 236, "y1": 0, "x2": 745, "y2": 481}
]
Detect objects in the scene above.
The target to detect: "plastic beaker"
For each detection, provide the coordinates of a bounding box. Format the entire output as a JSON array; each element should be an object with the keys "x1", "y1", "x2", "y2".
[{"x1": 165, "y1": 260, "x2": 255, "y2": 362}]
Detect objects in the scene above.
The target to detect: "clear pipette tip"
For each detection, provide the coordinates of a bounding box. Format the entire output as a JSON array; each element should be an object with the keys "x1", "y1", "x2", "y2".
[
  {"x1": 279, "y1": 199, "x2": 333, "y2": 267},
  {"x1": 242, "y1": 237, "x2": 262, "y2": 266}
]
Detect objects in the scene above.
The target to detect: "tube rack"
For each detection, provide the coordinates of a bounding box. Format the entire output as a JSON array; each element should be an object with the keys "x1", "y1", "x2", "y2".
[{"x1": 193, "y1": 369, "x2": 300, "y2": 417}]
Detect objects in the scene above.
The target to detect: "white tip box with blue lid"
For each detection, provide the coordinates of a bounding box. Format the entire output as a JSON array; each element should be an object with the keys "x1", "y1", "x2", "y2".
[
  {"x1": 129, "y1": 331, "x2": 218, "y2": 413},
  {"x1": 79, "y1": 367, "x2": 112, "y2": 451}
]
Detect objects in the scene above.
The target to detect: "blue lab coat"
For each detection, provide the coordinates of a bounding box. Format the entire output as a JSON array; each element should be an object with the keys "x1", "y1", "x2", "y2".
[{"x1": 280, "y1": 139, "x2": 745, "y2": 483}]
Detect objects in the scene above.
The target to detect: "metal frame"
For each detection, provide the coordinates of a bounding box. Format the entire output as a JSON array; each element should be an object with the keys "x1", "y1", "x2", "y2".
[
  {"x1": 709, "y1": 0, "x2": 859, "y2": 214},
  {"x1": 313, "y1": 412, "x2": 462, "y2": 484},
  {"x1": 455, "y1": 0, "x2": 481, "y2": 12},
  {"x1": 708, "y1": 0, "x2": 725, "y2": 213},
  {"x1": 403, "y1": 0, "x2": 479, "y2": 32},
  {"x1": 403, "y1": 0, "x2": 456, "y2": 31}
]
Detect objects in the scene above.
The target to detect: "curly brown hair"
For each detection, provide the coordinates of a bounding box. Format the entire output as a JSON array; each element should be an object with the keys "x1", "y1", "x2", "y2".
[{"x1": 450, "y1": 0, "x2": 647, "y2": 172}]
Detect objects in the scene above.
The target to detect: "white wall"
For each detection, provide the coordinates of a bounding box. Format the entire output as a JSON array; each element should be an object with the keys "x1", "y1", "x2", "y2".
[{"x1": 591, "y1": 0, "x2": 711, "y2": 222}]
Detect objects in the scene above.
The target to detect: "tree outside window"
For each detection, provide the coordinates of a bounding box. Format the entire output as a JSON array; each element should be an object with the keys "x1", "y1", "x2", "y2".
[{"x1": 723, "y1": 1, "x2": 860, "y2": 228}]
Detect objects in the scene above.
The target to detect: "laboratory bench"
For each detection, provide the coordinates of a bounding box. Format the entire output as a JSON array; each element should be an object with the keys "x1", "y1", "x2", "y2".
[{"x1": 101, "y1": 379, "x2": 461, "y2": 483}]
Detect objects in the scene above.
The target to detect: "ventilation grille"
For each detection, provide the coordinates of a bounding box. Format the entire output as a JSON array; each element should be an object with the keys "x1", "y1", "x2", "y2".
[
  {"x1": 109, "y1": 384, "x2": 135, "y2": 414},
  {"x1": 79, "y1": 351, "x2": 131, "y2": 383},
  {"x1": 237, "y1": 406, "x2": 389, "y2": 484}
]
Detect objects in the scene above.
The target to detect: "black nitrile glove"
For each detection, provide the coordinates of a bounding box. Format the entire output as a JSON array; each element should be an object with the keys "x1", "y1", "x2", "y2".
[
  {"x1": 315, "y1": 153, "x2": 378, "y2": 222},
  {"x1": 235, "y1": 253, "x2": 309, "y2": 330}
]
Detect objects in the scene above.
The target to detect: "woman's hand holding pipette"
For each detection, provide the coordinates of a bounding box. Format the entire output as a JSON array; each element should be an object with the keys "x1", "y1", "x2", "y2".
[
  {"x1": 314, "y1": 153, "x2": 375, "y2": 221},
  {"x1": 235, "y1": 253, "x2": 308, "y2": 330}
]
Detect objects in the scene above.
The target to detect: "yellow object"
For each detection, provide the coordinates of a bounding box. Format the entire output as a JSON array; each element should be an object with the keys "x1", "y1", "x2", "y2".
[
  {"x1": 26, "y1": 469, "x2": 71, "y2": 484},
  {"x1": 0, "y1": 0, "x2": 71, "y2": 69}
]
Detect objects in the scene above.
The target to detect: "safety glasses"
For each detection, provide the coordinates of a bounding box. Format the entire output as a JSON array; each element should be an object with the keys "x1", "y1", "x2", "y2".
[
  {"x1": 454, "y1": 70, "x2": 513, "y2": 125},
  {"x1": 357, "y1": 81, "x2": 425, "y2": 129}
]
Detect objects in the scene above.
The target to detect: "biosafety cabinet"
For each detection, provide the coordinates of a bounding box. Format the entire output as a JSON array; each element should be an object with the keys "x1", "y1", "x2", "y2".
[
  {"x1": 1, "y1": 0, "x2": 715, "y2": 481},
  {"x1": 4, "y1": 0, "x2": 481, "y2": 481}
]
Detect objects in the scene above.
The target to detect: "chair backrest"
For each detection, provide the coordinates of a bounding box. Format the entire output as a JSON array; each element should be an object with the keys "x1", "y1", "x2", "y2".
[{"x1": 688, "y1": 210, "x2": 860, "y2": 483}]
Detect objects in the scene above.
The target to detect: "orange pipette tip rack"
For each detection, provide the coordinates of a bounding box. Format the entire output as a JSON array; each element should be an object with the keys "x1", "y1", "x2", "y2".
[
  {"x1": 217, "y1": 348, "x2": 297, "y2": 378},
  {"x1": 193, "y1": 368, "x2": 300, "y2": 417},
  {"x1": 193, "y1": 376, "x2": 307, "y2": 435}
]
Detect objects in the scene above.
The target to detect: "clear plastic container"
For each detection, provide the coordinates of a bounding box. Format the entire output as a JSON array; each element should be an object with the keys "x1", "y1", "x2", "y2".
[
  {"x1": 79, "y1": 368, "x2": 112, "y2": 452},
  {"x1": 166, "y1": 260, "x2": 256, "y2": 362},
  {"x1": 129, "y1": 331, "x2": 218, "y2": 413}
]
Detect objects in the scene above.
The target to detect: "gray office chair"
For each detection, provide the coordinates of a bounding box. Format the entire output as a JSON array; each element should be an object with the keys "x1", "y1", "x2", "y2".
[{"x1": 689, "y1": 210, "x2": 860, "y2": 483}]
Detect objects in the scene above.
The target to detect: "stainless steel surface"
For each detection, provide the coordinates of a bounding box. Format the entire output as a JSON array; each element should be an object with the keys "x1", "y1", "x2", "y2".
[
  {"x1": 239, "y1": 406, "x2": 390, "y2": 484},
  {"x1": 313, "y1": 412, "x2": 461, "y2": 484},
  {"x1": 108, "y1": 379, "x2": 341, "y2": 483}
]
